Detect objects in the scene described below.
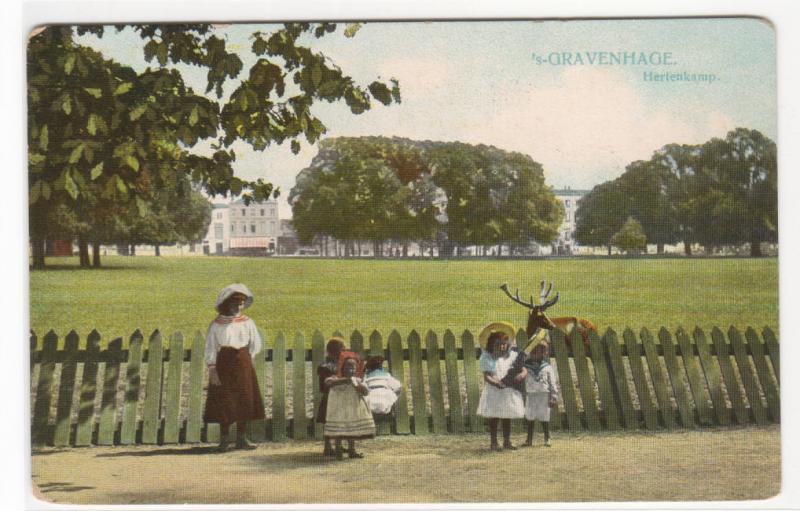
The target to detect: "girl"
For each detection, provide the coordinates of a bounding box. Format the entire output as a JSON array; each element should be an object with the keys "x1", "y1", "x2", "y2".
[
  {"x1": 316, "y1": 337, "x2": 345, "y2": 456},
  {"x1": 477, "y1": 322, "x2": 527, "y2": 451},
  {"x1": 363, "y1": 355, "x2": 402, "y2": 415},
  {"x1": 203, "y1": 283, "x2": 265, "y2": 452},
  {"x1": 323, "y1": 351, "x2": 376, "y2": 459},
  {"x1": 523, "y1": 339, "x2": 559, "y2": 447}
]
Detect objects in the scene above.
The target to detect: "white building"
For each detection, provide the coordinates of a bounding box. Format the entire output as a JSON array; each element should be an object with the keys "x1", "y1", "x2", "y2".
[
  {"x1": 202, "y1": 198, "x2": 280, "y2": 256},
  {"x1": 551, "y1": 187, "x2": 589, "y2": 255}
]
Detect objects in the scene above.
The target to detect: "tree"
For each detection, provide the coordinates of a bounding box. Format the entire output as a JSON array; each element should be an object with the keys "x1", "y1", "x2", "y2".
[
  {"x1": 616, "y1": 159, "x2": 678, "y2": 254},
  {"x1": 28, "y1": 23, "x2": 400, "y2": 268},
  {"x1": 611, "y1": 217, "x2": 647, "y2": 254},
  {"x1": 574, "y1": 180, "x2": 628, "y2": 254}
]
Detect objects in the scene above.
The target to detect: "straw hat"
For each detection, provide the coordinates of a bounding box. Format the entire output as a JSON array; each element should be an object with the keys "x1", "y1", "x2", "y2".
[
  {"x1": 215, "y1": 283, "x2": 254, "y2": 312},
  {"x1": 478, "y1": 321, "x2": 517, "y2": 348}
]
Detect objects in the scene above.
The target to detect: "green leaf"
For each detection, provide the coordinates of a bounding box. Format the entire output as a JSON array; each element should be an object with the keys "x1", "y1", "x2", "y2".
[
  {"x1": 39, "y1": 125, "x2": 48, "y2": 151},
  {"x1": 116, "y1": 176, "x2": 128, "y2": 195},
  {"x1": 29, "y1": 153, "x2": 45, "y2": 165},
  {"x1": 291, "y1": 140, "x2": 301, "y2": 154},
  {"x1": 84, "y1": 87, "x2": 102, "y2": 99},
  {"x1": 157, "y1": 42, "x2": 168, "y2": 66},
  {"x1": 135, "y1": 196, "x2": 147, "y2": 216},
  {"x1": 188, "y1": 105, "x2": 199, "y2": 126},
  {"x1": 125, "y1": 155, "x2": 139, "y2": 172},
  {"x1": 64, "y1": 172, "x2": 78, "y2": 199},
  {"x1": 90, "y1": 162, "x2": 104, "y2": 180},
  {"x1": 64, "y1": 54, "x2": 76, "y2": 74},
  {"x1": 368, "y1": 81, "x2": 392, "y2": 105},
  {"x1": 61, "y1": 96, "x2": 72, "y2": 115},
  {"x1": 68, "y1": 144, "x2": 84, "y2": 164},
  {"x1": 30, "y1": 181, "x2": 41, "y2": 204},
  {"x1": 344, "y1": 23, "x2": 362, "y2": 38},
  {"x1": 130, "y1": 103, "x2": 148, "y2": 121},
  {"x1": 87, "y1": 115, "x2": 97, "y2": 135},
  {"x1": 114, "y1": 82, "x2": 133, "y2": 96},
  {"x1": 311, "y1": 62, "x2": 322, "y2": 88}
]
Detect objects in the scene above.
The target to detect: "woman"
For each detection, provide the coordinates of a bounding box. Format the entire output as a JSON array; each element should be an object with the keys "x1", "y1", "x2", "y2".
[
  {"x1": 477, "y1": 322, "x2": 527, "y2": 451},
  {"x1": 323, "y1": 351, "x2": 375, "y2": 459},
  {"x1": 203, "y1": 283, "x2": 265, "y2": 451}
]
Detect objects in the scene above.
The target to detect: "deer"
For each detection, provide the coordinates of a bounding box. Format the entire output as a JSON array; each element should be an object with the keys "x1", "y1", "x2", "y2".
[{"x1": 500, "y1": 281, "x2": 597, "y2": 352}]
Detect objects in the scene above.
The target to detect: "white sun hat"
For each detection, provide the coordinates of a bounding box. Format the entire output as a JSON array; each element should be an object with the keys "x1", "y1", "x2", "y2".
[{"x1": 215, "y1": 283, "x2": 255, "y2": 312}]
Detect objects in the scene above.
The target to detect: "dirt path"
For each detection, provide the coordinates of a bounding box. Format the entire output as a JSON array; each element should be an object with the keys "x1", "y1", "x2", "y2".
[{"x1": 31, "y1": 426, "x2": 781, "y2": 505}]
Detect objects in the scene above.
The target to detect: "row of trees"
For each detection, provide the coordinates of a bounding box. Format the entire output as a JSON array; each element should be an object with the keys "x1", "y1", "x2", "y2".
[
  {"x1": 288, "y1": 137, "x2": 564, "y2": 256},
  {"x1": 28, "y1": 23, "x2": 401, "y2": 268},
  {"x1": 575, "y1": 128, "x2": 777, "y2": 256}
]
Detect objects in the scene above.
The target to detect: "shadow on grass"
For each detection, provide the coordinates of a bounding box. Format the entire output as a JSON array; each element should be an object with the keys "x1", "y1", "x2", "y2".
[
  {"x1": 244, "y1": 451, "x2": 341, "y2": 472},
  {"x1": 95, "y1": 446, "x2": 221, "y2": 457},
  {"x1": 31, "y1": 264, "x2": 140, "y2": 272}
]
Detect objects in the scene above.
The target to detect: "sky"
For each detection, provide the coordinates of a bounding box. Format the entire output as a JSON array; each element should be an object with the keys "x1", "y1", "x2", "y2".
[{"x1": 77, "y1": 18, "x2": 777, "y2": 217}]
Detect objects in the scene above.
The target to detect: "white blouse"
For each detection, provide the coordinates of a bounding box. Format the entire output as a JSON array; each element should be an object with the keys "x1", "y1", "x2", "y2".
[{"x1": 204, "y1": 315, "x2": 262, "y2": 366}]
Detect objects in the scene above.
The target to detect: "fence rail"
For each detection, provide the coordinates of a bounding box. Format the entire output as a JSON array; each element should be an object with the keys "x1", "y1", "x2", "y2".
[{"x1": 29, "y1": 326, "x2": 780, "y2": 447}]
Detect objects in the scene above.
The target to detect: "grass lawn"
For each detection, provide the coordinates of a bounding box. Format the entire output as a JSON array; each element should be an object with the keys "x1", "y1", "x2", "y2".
[
  {"x1": 29, "y1": 256, "x2": 779, "y2": 344},
  {"x1": 31, "y1": 426, "x2": 781, "y2": 504}
]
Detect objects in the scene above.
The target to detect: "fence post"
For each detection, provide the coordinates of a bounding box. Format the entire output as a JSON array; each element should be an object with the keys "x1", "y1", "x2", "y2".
[
  {"x1": 407, "y1": 330, "x2": 428, "y2": 435},
  {"x1": 622, "y1": 328, "x2": 657, "y2": 430},
  {"x1": 729, "y1": 327, "x2": 767, "y2": 425},
  {"x1": 658, "y1": 328, "x2": 695, "y2": 428},
  {"x1": 292, "y1": 332, "x2": 307, "y2": 440},
  {"x1": 676, "y1": 328, "x2": 713, "y2": 427},
  {"x1": 640, "y1": 328, "x2": 676, "y2": 429},
  {"x1": 32, "y1": 331, "x2": 58, "y2": 446},
  {"x1": 588, "y1": 330, "x2": 619, "y2": 430},
  {"x1": 142, "y1": 330, "x2": 164, "y2": 445},
  {"x1": 572, "y1": 329, "x2": 600, "y2": 431},
  {"x1": 425, "y1": 331, "x2": 447, "y2": 434},
  {"x1": 745, "y1": 328, "x2": 780, "y2": 423},
  {"x1": 311, "y1": 330, "x2": 325, "y2": 439},
  {"x1": 120, "y1": 330, "x2": 144, "y2": 445},
  {"x1": 271, "y1": 332, "x2": 287, "y2": 441},
  {"x1": 98, "y1": 337, "x2": 123, "y2": 445},
  {"x1": 693, "y1": 327, "x2": 730, "y2": 426},
  {"x1": 710, "y1": 327, "x2": 748, "y2": 425},
  {"x1": 762, "y1": 327, "x2": 779, "y2": 383},
  {"x1": 53, "y1": 331, "x2": 80, "y2": 446},
  {"x1": 75, "y1": 330, "x2": 102, "y2": 446},
  {"x1": 443, "y1": 330, "x2": 464, "y2": 434},
  {"x1": 185, "y1": 331, "x2": 206, "y2": 443},
  {"x1": 387, "y1": 330, "x2": 411, "y2": 435},
  {"x1": 550, "y1": 329, "x2": 581, "y2": 432},
  {"x1": 162, "y1": 332, "x2": 184, "y2": 444},
  {"x1": 603, "y1": 328, "x2": 637, "y2": 429}
]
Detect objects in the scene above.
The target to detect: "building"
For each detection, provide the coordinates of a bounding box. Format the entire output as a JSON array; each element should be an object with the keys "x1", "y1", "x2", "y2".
[
  {"x1": 551, "y1": 187, "x2": 589, "y2": 255},
  {"x1": 202, "y1": 198, "x2": 280, "y2": 256}
]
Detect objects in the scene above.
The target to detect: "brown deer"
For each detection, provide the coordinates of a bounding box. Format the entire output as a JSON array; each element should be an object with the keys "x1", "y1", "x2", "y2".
[{"x1": 500, "y1": 282, "x2": 597, "y2": 351}]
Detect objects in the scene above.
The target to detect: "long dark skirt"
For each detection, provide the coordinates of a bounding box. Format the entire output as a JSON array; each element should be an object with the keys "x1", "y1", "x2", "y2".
[{"x1": 204, "y1": 347, "x2": 265, "y2": 425}]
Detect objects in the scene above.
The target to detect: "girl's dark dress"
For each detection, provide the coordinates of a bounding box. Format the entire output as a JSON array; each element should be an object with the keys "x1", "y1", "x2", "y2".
[{"x1": 316, "y1": 360, "x2": 337, "y2": 423}]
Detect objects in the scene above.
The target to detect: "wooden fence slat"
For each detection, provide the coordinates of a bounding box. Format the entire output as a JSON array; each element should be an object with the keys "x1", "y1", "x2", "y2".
[
  {"x1": 311, "y1": 330, "x2": 326, "y2": 439},
  {"x1": 711, "y1": 327, "x2": 748, "y2": 425},
  {"x1": 588, "y1": 330, "x2": 619, "y2": 430},
  {"x1": 425, "y1": 331, "x2": 447, "y2": 434},
  {"x1": 692, "y1": 328, "x2": 730, "y2": 426},
  {"x1": 350, "y1": 330, "x2": 365, "y2": 360},
  {"x1": 53, "y1": 332, "x2": 80, "y2": 446},
  {"x1": 32, "y1": 331, "x2": 58, "y2": 446},
  {"x1": 162, "y1": 333, "x2": 184, "y2": 444},
  {"x1": 185, "y1": 332, "x2": 206, "y2": 443},
  {"x1": 120, "y1": 330, "x2": 143, "y2": 445},
  {"x1": 622, "y1": 329, "x2": 657, "y2": 430},
  {"x1": 762, "y1": 327, "x2": 779, "y2": 384},
  {"x1": 271, "y1": 332, "x2": 287, "y2": 441},
  {"x1": 571, "y1": 328, "x2": 601, "y2": 431},
  {"x1": 75, "y1": 331, "x2": 102, "y2": 446},
  {"x1": 142, "y1": 331, "x2": 164, "y2": 445},
  {"x1": 443, "y1": 330, "x2": 465, "y2": 434},
  {"x1": 369, "y1": 331, "x2": 391, "y2": 436},
  {"x1": 658, "y1": 328, "x2": 695, "y2": 429},
  {"x1": 387, "y1": 330, "x2": 411, "y2": 434},
  {"x1": 98, "y1": 337, "x2": 123, "y2": 445},
  {"x1": 292, "y1": 333, "x2": 307, "y2": 440},
  {"x1": 676, "y1": 328, "x2": 713, "y2": 427},
  {"x1": 729, "y1": 327, "x2": 767, "y2": 425},
  {"x1": 461, "y1": 330, "x2": 482, "y2": 433},
  {"x1": 640, "y1": 329, "x2": 675, "y2": 429},
  {"x1": 407, "y1": 330, "x2": 429, "y2": 435},
  {"x1": 247, "y1": 328, "x2": 268, "y2": 442},
  {"x1": 550, "y1": 329, "x2": 581, "y2": 432},
  {"x1": 603, "y1": 329, "x2": 637, "y2": 429},
  {"x1": 745, "y1": 328, "x2": 780, "y2": 423}
]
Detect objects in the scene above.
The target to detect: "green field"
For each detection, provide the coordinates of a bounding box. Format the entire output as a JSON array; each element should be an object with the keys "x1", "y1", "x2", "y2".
[{"x1": 29, "y1": 256, "x2": 779, "y2": 343}]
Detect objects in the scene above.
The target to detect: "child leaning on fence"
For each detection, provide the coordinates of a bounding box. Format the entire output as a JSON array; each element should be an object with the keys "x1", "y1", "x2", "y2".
[
  {"x1": 363, "y1": 355, "x2": 402, "y2": 415},
  {"x1": 203, "y1": 283, "x2": 265, "y2": 452},
  {"x1": 523, "y1": 337, "x2": 559, "y2": 447},
  {"x1": 477, "y1": 322, "x2": 527, "y2": 451}
]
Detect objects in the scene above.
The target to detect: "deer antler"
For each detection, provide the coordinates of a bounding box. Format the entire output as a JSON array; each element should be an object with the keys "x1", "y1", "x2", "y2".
[
  {"x1": 499, "y1": 283, "x2": 535, "y2": 309},
  {"x1": 539, "y1": 280, "x2": 560, "y2": 310}
]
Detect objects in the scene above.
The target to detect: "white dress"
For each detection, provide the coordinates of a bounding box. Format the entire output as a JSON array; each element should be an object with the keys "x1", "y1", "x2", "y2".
[
  {"x1": 524, "y1": 363, "x2": 559, "y2": 422},
  {"x1": 364, "y1": 370, "x2": 402, "y2": 415},
  {"x1": 477, "y1": 351, "x2": 525, "y2": 419}
]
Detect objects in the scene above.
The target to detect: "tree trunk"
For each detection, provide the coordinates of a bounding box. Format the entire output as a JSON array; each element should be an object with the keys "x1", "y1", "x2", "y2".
[
  {"x1": 92, "y1": 241, "x2": 101, "y2": 267},
  {"x1": 657, "y1": 243, "x2": 664, "y2": 255},
  {"x1": 31, "y1": 238, "x2": 46, "y2": 269},
  {"x1": 750, "y1": 240, "x2": 763, "y2": 257},
  {"x1": 130, "y1": 244, "x2": 137, "y2": 256},
  {"x1": 403, "y1": 243, "x2": 408, "y2": 258},
  {"x1": 683, "y1": 240, "x2": 692, "y2": 256},
  {"x1": 78, "y1": 236, "x2": 90, "y2": 268},
  {"x1": 154, "y1": 244, "x2": 161, "y2": 257},
  {"x1": 607, "y1": 244, "x2": 612, "y2": 256}
]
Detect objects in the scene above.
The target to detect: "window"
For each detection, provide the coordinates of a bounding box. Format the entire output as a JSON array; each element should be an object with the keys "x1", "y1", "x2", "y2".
[
  {"x1": 250, "y1": 224, "x2": 256, "y2": 233},
  {"x1": 214, "y1": 223, "x2": 224, "y2": 240},
  {"x1": 216, "y1": 212, "x2": 222, "y2": 220},
  {"x1": 565, "y1": 199, "x2": 571, "y2": 208},
  {"x1": 230, "y1": 224, "x2": 234, "y2": 232},
  {"x1": 260, "y1": 209, "x2": 265, "y2": 216},
  {"x1": 241, "y1": 209, "x2": 246, "y2": 216},
  {"x1": 270, "y1": 221, "x2": 276, "y2": 234},
  {"x1": 270, "y1": 208, "x2": 276, "y2": 217},
  {"x1": 242, "y1": 225, "x2": 246, "y2": 233}
]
